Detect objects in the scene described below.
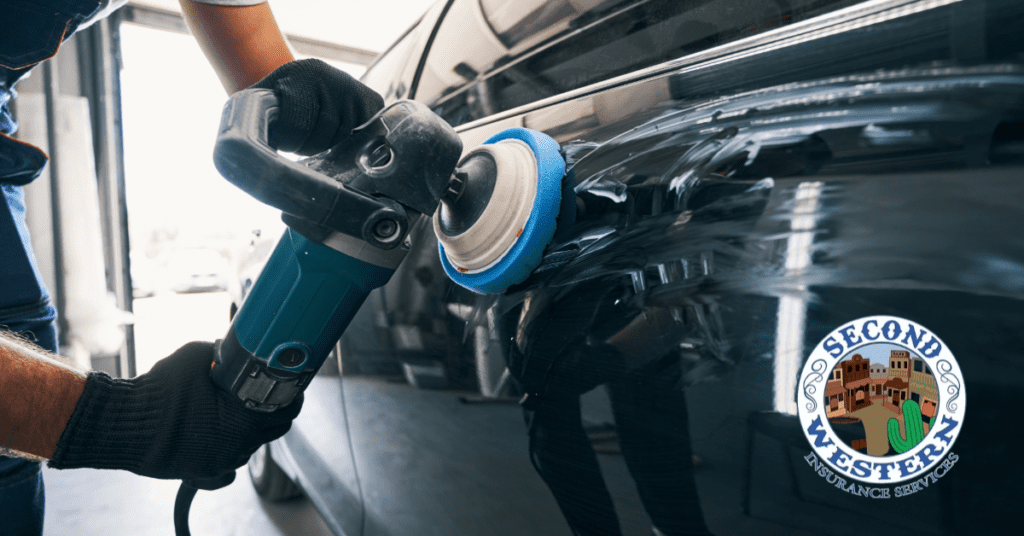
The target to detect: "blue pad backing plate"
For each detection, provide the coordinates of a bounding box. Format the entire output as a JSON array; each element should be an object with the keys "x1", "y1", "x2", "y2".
[{"x1": 440, "y1": 128, "x2": 564, "y2": 294}]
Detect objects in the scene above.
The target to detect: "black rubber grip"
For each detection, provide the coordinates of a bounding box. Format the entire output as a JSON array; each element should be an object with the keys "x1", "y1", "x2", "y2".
[{"x1": 213, "y1": 89, "x2": 377, "y2": 228}]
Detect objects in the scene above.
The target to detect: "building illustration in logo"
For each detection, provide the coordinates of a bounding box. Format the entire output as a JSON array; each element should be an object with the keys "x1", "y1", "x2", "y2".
[
  {"x1": 799, "y1": 316, "x2": 966, "y2": 487},
  {"x1": 824, "y1": 353, "x2": 873, "y2": 418},
  {"x1": 825, "y1": 349, "x2": 938, "y2": 456},
  {"x1": 869, "y1": 361, "x2": 887, "y2": 399},
  {"x1": 908, "y1": 355, "x2": 939, "y2": 420}
]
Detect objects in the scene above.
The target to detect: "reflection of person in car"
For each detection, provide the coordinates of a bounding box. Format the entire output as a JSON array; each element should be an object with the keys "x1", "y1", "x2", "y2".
[{"x1": 510, "y1": 285, "x2": 712, "y2": 535}]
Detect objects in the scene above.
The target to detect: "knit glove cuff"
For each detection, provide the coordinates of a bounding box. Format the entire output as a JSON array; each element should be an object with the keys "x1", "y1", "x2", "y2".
[{"x1": 49, "y1": 342, "x2": 301, "y2": 480}]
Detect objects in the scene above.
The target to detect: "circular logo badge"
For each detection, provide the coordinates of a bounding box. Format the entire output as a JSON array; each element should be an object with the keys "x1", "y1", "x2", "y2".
[{"x1": 799, "y1": 316, "x2": 965, "y2": 485}]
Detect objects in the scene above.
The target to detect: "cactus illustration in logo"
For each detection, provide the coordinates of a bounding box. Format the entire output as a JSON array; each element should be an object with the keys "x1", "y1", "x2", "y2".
[{"x1": 887, "y1": 400, "x2": 936, "y2": 453}]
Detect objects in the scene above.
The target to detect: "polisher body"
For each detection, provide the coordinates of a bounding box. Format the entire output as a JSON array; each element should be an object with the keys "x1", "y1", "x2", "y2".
[
  {"x1": 210, "y1": 90, "x2": 565, "y2": 413},
  {"x1": 211, "y1": 91, "x2": 462, "y2": 412},
  {"x1": 175, "y1": 92, "x2": 566, "y2": 536}
]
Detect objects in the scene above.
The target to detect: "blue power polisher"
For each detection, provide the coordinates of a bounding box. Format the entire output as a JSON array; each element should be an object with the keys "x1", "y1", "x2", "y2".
[{"x1": 172, "y1": 90, "x2": 565, "y2": 535}]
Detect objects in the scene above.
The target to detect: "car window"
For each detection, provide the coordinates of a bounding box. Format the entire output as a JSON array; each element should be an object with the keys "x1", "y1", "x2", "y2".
[
  {"x1": 479, "y1": 0, "x2": 627, "y2": 50},
  {"x1": 420, "y1": 0, "x2": 861, "y2": 127},
  {"x1": 360, "y1": 19, "x2": 425, "y2": 103}
]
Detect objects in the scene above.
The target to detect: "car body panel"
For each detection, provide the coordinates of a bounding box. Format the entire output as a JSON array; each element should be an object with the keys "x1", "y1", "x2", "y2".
[
  {"x1": 272, "y1": 0, "x2": 1023, "y2": 534},
  {"x1": 273, "y1": 375, "x2": 362, "y2": 536},
  {"x1": 342, "y1": 376, "x2": 580, "y2": 536}
]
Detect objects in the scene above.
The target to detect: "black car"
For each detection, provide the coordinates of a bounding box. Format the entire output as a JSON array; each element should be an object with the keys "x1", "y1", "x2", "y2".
[{"x1": 247, "y1": 1, "x2": 1024, "y2": 534}]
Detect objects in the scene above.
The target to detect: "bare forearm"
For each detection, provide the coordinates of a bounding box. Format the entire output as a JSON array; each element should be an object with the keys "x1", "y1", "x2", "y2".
[
  {"x1": 179, "y1": 0, "x2": 294, "y2": 94},
  {"x1": 0, "y1": 331, "x2": 86, "y2": 460}
]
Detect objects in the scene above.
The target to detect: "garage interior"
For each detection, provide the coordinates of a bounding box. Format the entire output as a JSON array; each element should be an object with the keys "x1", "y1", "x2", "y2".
[{"x1": 4, "y1": 0, "x2": 1018, "y2": 535}]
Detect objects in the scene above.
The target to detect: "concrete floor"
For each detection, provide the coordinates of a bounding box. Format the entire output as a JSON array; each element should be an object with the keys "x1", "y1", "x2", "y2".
[{"x1": 42, "y1": 465, "x2": 334, "y2": 536}]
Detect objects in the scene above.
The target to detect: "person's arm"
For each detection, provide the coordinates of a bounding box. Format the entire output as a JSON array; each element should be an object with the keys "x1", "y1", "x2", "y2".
[
  {"x1": 0, "y1": 332, "x2": 86, "y2": 460},
  {"x1": 182, "y1": 1, "x2": 385, "y2": 156},
  {"x1": 179, "y1": 0, "x2": 294, "y2": 94},
  {"x1": 1, "y1": 329, "x2": 302, "y2": 479}
]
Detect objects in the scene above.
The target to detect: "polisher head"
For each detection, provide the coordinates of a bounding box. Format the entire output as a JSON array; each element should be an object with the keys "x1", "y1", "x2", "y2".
[{"x1": 435, "y1": 128, "x2": 565, "y2": 294}]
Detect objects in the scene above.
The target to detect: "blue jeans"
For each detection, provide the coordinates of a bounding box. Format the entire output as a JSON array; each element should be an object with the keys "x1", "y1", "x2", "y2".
[
  {"x1": 1, "y1": 184, "x2": 57, "y2": 536},
  {"x1": 3, "y1": 1, "x2": 111, "y2": 532},
  {"x1": 0, "y1": 457, "x2": 45, "y2": 535}
]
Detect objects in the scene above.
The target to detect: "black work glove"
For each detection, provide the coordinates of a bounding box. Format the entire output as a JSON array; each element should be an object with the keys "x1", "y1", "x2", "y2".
[
  {"x1": 250, "y1": 58, "x2": 385, "y2": 155},
  {"x1": 48, "y1": 342, "x2": 303, "y2": 480}
]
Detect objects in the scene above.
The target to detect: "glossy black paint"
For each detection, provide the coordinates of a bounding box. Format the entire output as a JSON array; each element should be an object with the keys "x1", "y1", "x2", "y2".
[{"x1": 272, "y1": 1, "x2": 1024, "y2": 534}]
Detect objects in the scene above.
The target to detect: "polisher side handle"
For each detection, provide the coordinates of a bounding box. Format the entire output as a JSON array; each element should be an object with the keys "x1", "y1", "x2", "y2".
[
  {"x1": 214, "y1": 89, "x2": 404, "y2": 247},
  {"x1": 214, "y1": 89, "x2": 341, "y2": 225}
]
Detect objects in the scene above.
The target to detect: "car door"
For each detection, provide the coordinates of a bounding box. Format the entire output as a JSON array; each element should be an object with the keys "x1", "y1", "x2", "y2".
[
  {"x1": 346, "y1": 0, "x2": 1024, "y2": 535},
  {"x1": 271, "y1": 5, "x2": 456, "y2": 536}
]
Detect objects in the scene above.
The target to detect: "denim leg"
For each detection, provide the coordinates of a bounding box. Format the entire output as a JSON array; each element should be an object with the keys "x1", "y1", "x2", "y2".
[
  {"x1": 1, "y1": 184, "x2": 58, "y2": 349},
  {"x1": 2, "y1": 184, "x2": 55, "y2": 535},
  {"x1": 0, "y1": 457, "x2": 45, "y2": 536}
]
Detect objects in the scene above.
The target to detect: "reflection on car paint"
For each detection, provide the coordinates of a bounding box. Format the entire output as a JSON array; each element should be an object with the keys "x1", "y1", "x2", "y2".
[
  {"x1": 456, "y1": 63, "x2": 1024, "y2": 535},
  {"x1": 518, "y1": 64, "x2": 1024, "y2": 298},
  {"x1": 270, "y1": 0, "x2": 1024, "y2": 534}
]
